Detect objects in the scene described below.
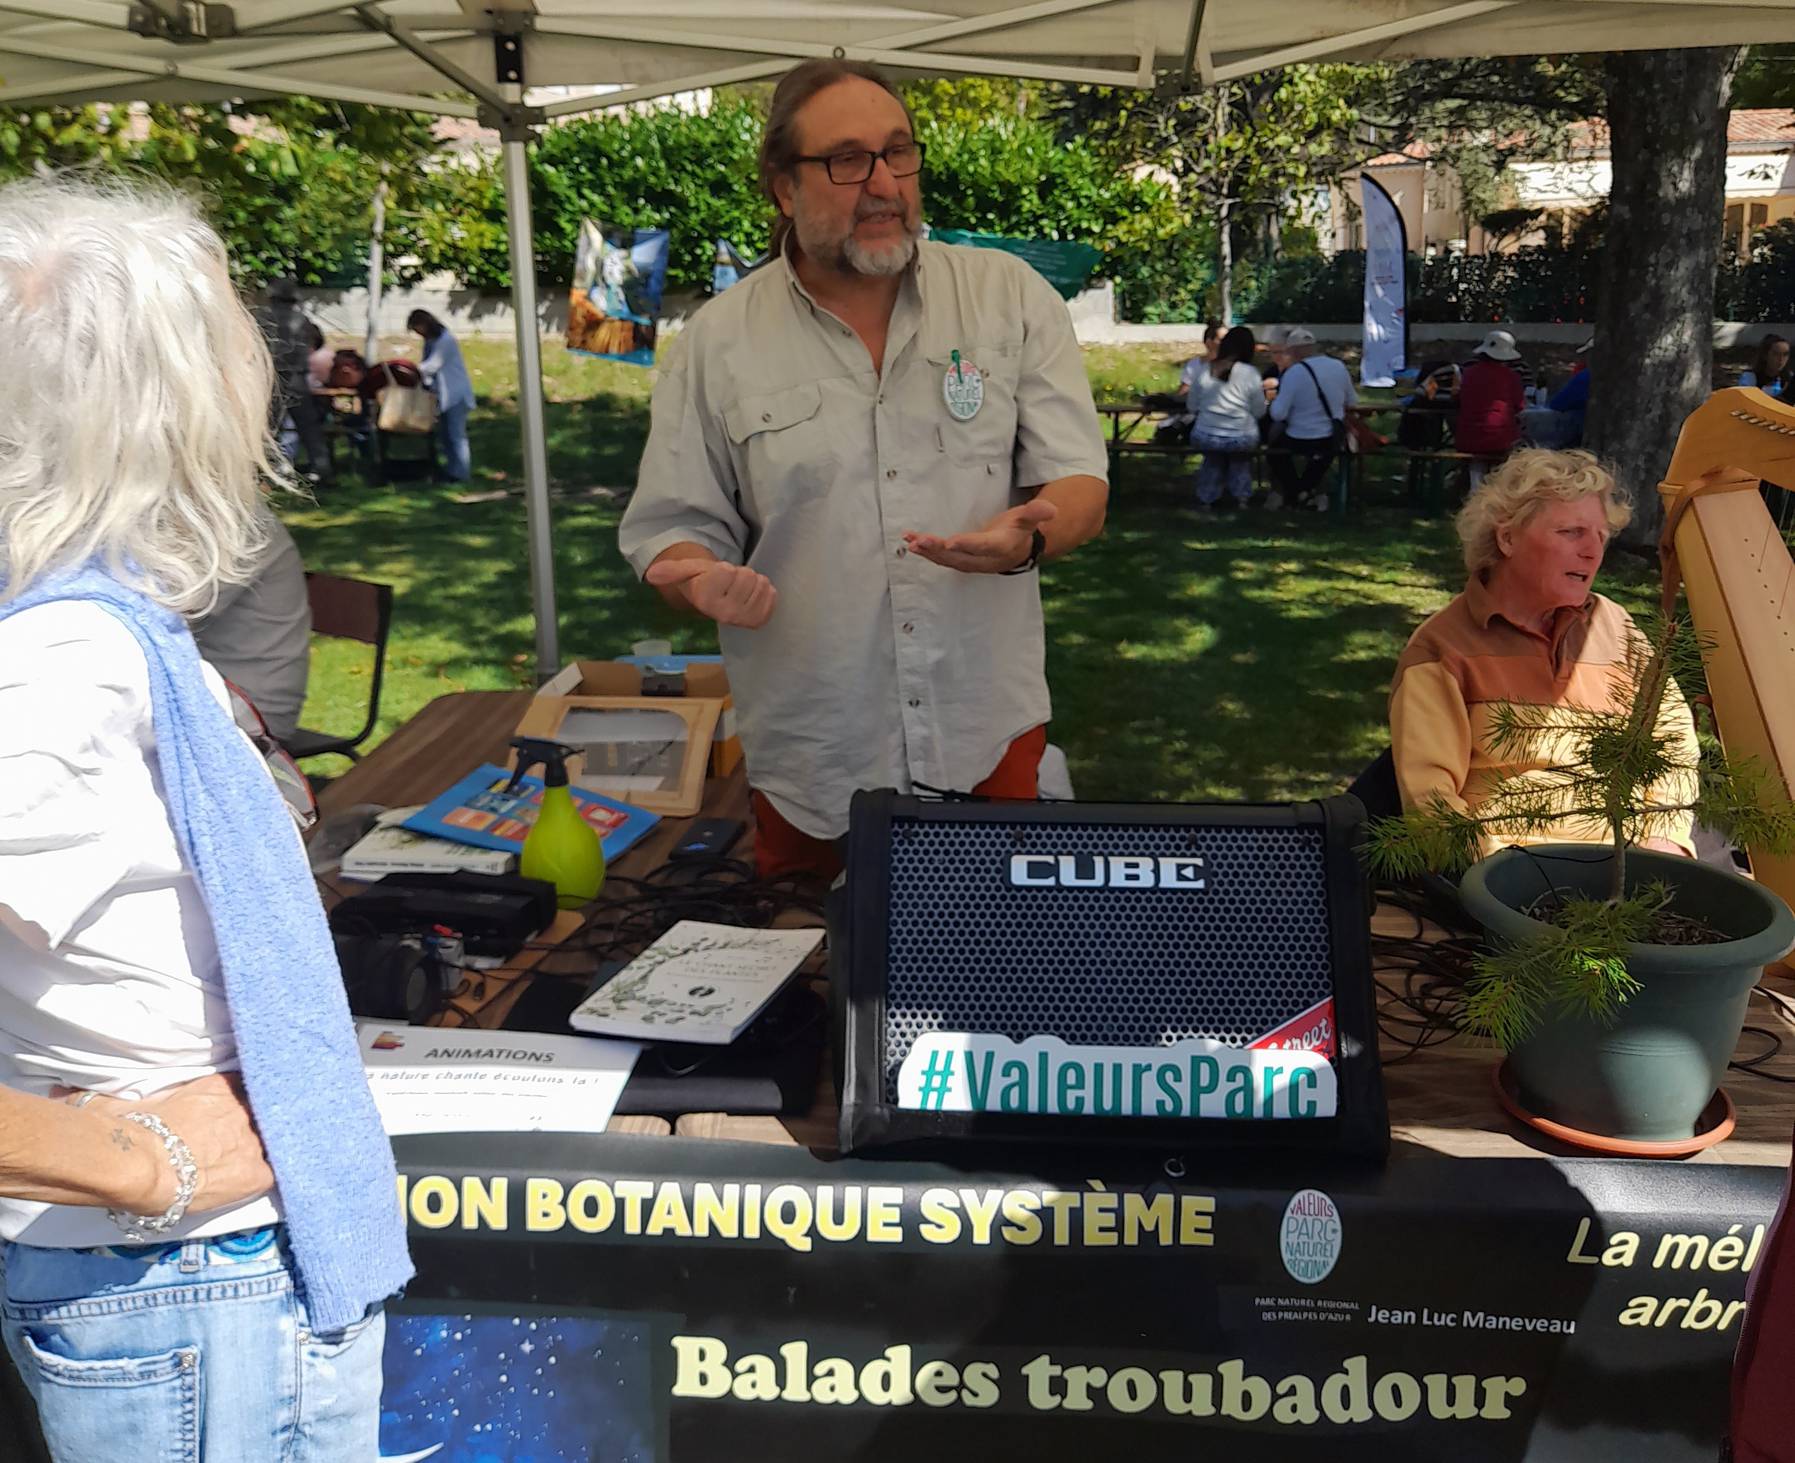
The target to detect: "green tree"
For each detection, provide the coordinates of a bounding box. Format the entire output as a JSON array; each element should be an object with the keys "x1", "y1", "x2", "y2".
[
  {"x1": 0, "y1": 104, "x2": 133, "y2": 171},
  {"x1": 1049, "y1": 66, "x2": 1368, "y2": 322},
  {"x1": 403, "y1": 99, "x2": 1182, "y2": 309},
  {"x1": 521, "y1": 97, "x2": 770, "y2": 293},
  {"x1": 1363, "y1": 50, "x2": 1743, "y2": 550},
  {"x1": 1731, "y1": 44, "x2": 1795, "y2": 108},
  {"x1": 406, "y1": 152, "x2": 515, "y2": 290},
  {"x1": 902, "y1": 77, "x2": 1037, "y2": 127},
  {"x1": 0, "y1": 99, "x2": 443, "y2": 285},
  {"x1": 1358, "y1": 56, "x2": 1603, "y2": 224}
]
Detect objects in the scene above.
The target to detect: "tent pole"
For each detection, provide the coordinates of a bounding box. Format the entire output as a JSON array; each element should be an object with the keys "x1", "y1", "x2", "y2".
[{"x1": 499, "y1": 96, "x2": 560, "y2": 681}]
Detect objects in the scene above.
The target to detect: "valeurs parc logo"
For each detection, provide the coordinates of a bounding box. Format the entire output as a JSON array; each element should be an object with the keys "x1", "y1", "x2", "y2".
[{"x1": 1281, "y1": 1189, "x2": 1342, "y2": 1284}]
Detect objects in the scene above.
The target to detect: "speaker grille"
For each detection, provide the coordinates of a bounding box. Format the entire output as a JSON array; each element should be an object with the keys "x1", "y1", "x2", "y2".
[{"x1": 882, "y1": 817, "x2": 1332, "y2": 1101}]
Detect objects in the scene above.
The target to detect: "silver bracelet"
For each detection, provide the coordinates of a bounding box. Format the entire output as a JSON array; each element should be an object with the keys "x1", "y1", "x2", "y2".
[{"x1": 106, "y1": 1112, "x2": 199, "y2": 1243}]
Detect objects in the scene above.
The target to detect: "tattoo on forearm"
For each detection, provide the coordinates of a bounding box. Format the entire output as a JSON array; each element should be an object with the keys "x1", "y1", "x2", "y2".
[{"x1": 109, "y1": 1127, "x2": 133, "y2": 1152}]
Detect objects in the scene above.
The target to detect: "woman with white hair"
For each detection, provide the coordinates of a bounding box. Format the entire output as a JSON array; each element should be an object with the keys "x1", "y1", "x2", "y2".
[
  {"x1": 0, "y1": 177, "x2": 409, "y2": 1459},
  {"x1": 1388, "y1": 449, "x2": 1699, "y2": 860}
]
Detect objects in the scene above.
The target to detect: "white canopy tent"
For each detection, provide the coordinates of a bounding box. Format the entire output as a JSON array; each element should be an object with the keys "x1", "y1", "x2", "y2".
[{"x1": 3, "y1": 0, "x2": 1793, "y2": 674}]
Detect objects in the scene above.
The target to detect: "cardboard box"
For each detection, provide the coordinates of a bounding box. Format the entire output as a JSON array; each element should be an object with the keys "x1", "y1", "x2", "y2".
[
  {"x1": 515, "y1": 694, "x2": 720, "y2": 817},
  {"x1": 539, "y1": 660, "x2": 742, "y2": 777}
]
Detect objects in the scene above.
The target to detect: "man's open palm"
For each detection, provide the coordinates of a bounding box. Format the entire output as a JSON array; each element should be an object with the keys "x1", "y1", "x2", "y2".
[
  {"x1": 904, "y1": 499, "x2": 1057, "y2": 575},
  {"x1": 645, "y1": 558, "x2": 778, "y2": 628}
]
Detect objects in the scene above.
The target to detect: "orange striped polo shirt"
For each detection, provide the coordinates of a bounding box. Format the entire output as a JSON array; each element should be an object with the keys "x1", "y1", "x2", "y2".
[{"x1": 1389, "y1": 576, "x2": 1698, "y2": 858}]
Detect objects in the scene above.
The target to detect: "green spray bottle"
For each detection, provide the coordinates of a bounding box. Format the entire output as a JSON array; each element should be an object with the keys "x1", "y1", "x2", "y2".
[{"x1": 507, "y1": 737, "x2": 605, "y2": 908}]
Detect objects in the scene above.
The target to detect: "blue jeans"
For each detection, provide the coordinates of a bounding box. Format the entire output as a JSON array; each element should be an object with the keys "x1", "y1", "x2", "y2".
[
  {"x1": 1191, "y1": 427, "x2": 1261, "y2": 504},
  {"x1": 1, "y1": 1227, "x2": 384, "y2": 1462},
  {"x1": 436, "y1": 402, "x2": 472, "y2": 482}
]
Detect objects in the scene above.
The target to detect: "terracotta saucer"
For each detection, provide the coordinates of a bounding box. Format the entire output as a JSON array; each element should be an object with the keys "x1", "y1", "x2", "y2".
[{"x1": 1491, "y1": 1059, "x2": 1736, "y2": 1158}]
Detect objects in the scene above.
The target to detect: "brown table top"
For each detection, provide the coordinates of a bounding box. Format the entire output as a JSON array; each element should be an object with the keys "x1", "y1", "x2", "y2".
[{"x1": 318, "y1": 691, "x2": 1795, "y2": 1166}]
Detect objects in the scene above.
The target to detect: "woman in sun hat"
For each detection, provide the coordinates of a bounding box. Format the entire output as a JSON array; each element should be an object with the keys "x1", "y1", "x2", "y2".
[{"x1": 1456, "y1": 329, "x2": 1527, "y2": 489}]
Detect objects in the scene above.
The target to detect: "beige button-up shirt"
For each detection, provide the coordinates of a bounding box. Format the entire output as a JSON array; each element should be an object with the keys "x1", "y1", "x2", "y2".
[{"x1": 619, "y1": 239, "x2": 1107, "y2": 839}]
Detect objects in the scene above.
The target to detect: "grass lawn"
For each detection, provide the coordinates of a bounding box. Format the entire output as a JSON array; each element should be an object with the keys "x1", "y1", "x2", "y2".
[{"x1": 288, "y1": 335, "x2": 1655, "y2": 802}]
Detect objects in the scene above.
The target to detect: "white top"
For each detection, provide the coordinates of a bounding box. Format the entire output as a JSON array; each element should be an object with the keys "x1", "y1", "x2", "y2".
[
  {"x1": 1270, "y1": 353, "x2": 1358, "y2": 440},
  {"x1": 0, "y1": 601, "x2": 281, "y2": 1245},
  {"x1": 1186, "y1": 360, "x2": 1267, "y2": 438},
  {"x1": 620, "y1": 240, "x2": 1109, "y2": 840}
]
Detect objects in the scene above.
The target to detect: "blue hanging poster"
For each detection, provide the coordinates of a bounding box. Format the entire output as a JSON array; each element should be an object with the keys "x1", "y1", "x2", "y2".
[
  {"x1": 710, "y1": 240, "x2": 764, "y2": 295},
  {"x1": 567, "y1": 221, "x2": 670, "y2": 368}
]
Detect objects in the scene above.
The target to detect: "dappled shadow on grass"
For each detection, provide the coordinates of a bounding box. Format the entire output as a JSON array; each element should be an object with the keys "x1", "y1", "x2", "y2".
[
  {"x1": 460, "y1": 388, "x2": 651, "y2": 491},
  {"x1": 1044, "y1": 468, "x2": 1462, "y2": 804},
  {"x1": 295, "y1": 381, "x2": 702, "y2": 679},
  {"x1": 287, "y1": 476, "x2": 707, "y2": 683}
]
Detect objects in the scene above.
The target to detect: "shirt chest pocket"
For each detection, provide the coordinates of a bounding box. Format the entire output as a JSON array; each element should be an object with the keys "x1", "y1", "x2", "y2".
[
  {"x1": 723, "y1": 382, "x2": 840, "y2": 514},
  {"x1": 915, "y1": 345, "x2": 1022, "y2": 473}
]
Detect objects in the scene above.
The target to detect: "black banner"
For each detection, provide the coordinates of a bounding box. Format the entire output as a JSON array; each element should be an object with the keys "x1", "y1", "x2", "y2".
[{"x1": 374, "y1": 1134, "x2": 1782, "y2": 1462}]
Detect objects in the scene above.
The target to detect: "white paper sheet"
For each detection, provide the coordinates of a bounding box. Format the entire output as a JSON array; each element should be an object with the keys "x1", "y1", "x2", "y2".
[
  {"x1": 357, "y1": 1024, "x2": 641, "y2": 1136},
  {"x1": 569, "y1": 920, "x2": 824, "y2": 1044}
]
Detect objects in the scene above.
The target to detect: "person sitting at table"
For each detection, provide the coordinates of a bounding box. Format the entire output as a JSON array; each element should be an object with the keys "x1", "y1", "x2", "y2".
[
  {"x1": 1520, "y1": 337, "x2": 1592, "y2": 450},
  {"x1": 1187, "y1": 325, "x2": 1266, "y2": 511},
  {"x1": 1388, "y1": 448, "x2": 1697, "y2": 861},
  {"x1": 0, "y1": 175, "x2": 409, "y2": 1459},
  {"x1": 1456, "y1": 329, "x2": 1527, "y2": 490},
  {"x1": 305, "y1": 320, "x2": 332, "y2": 393},
  {"x1": 1267, "y1": 326, "x2": 1356, "y2": 513},
  {"x1": 262, "y1": 277, "x2": 337, "y2": 491},
  {"x1": 1173, "y1": 321, "x2": 1224, "y2": 403},
  {"x1": 1154, "y1": 321, "x2": 1222, "y2": 445},
  {"x1": 1740, "y1": 333, "x2": 1791, "y2": 398},
  {"x1": 190, "y1": 507, "x2": 312, "y2": 744}
]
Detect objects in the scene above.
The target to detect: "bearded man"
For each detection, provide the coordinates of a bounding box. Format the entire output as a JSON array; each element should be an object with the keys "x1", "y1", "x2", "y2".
[{"x1": 619, "y1": 60, "x2": 1109, "y2": 879}]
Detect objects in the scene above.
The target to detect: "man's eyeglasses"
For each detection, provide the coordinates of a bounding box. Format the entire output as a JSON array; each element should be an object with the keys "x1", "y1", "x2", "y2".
[{"x1": 795, "y1": 141, "x2": 926, "y2": 186}]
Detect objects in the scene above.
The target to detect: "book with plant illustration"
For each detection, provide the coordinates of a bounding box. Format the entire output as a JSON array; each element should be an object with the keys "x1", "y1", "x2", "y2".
[{"x1": 568, "y1": 920, "x2": 823, "y2": 1044}]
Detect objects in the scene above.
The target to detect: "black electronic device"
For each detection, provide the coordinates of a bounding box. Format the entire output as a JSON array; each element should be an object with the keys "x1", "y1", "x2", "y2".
[
  {"x1": 327, "y1": 871, "x2": 557, "y2": 960},
  {"x1": 668, "y1": 817, "x2": 744, "y2": 862},
  {"x1": 639, "y1": 668, "x2": 687, "y2": 697},
  {"x1": 333, "y1": 931, "x2": 438, "y2": 1023},
  {"x1": 830, "y1": 791, "x2": 1387, "y2": 1160}
]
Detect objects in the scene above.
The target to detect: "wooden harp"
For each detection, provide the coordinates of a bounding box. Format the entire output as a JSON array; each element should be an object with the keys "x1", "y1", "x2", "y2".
[{"x1": 1659, "y1": 386, "x2": 1795, "y2": 910}]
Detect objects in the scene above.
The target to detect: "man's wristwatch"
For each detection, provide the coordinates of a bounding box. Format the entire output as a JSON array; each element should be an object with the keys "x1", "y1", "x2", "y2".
[{"x1": 1001, "y1": 527, "x2": 1047, "y2": 576}]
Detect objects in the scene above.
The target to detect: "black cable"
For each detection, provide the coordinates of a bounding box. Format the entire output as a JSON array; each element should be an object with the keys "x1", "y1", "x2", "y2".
[
  {"x1": 910, "y1": 781, "x2": 979, "y2": 801},
  {"x1": 1730, "y1": 1024, "x2": 1795, "y2": 1083},
  {"x1": 521, "y1": 858, "x2": 829, "y2": 987},
  {"x1": 1369, "y1": 881, "x2": 1481, "y2": 1062}
]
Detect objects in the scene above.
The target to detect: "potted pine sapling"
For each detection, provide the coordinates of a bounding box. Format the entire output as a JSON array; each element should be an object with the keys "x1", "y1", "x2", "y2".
[{"x1": 1366, "y1": 616, "x2": 1795, "y2": 1147}]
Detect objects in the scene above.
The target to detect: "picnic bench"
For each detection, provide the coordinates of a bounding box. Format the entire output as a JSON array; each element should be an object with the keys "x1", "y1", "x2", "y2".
[{"x1": 1094, "y1": 398, "x2": 1500, "y2": 515}]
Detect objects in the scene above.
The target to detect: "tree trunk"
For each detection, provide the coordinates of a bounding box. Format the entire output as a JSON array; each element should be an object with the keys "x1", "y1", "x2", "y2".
[
  {"x1": 1215, "y1": 81, "x2": 1234, "y2": 326},
  {"x1": 1587, "y1": 47, "x2": 1740, "y2": 551},
  {"x1": 1218, "y1": 194, "x2": 1234, "y2": 326}
]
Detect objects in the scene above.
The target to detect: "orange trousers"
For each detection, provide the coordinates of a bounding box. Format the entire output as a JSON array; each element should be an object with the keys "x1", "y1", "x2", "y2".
[{"x1": 751, "y1": 725, "x2": 1049, "y2": 882}]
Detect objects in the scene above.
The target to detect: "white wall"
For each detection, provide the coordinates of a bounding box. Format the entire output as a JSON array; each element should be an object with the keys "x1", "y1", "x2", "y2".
[
  {"x1": 295, "y1": 285, "x2": 707, "y2": 346},
  {"x1": 296, "y1": 285, "x2": 1792, "y2": 355}
]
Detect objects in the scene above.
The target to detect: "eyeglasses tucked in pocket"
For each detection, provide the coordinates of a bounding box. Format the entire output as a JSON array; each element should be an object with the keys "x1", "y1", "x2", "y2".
[{"x1": 222, "y1": 680, "x2": 318, "y2": 833}]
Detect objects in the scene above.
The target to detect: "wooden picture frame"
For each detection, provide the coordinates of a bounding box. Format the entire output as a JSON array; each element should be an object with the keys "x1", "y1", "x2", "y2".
[{"x1": 514, "y1": 695, "x2": 722, "y2": 817}]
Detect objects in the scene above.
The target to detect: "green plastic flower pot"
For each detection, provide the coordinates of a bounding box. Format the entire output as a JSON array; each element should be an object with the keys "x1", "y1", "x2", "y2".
[{"x1": 1458, "y1": 843, "x2": 1795, "y2": 1142}]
